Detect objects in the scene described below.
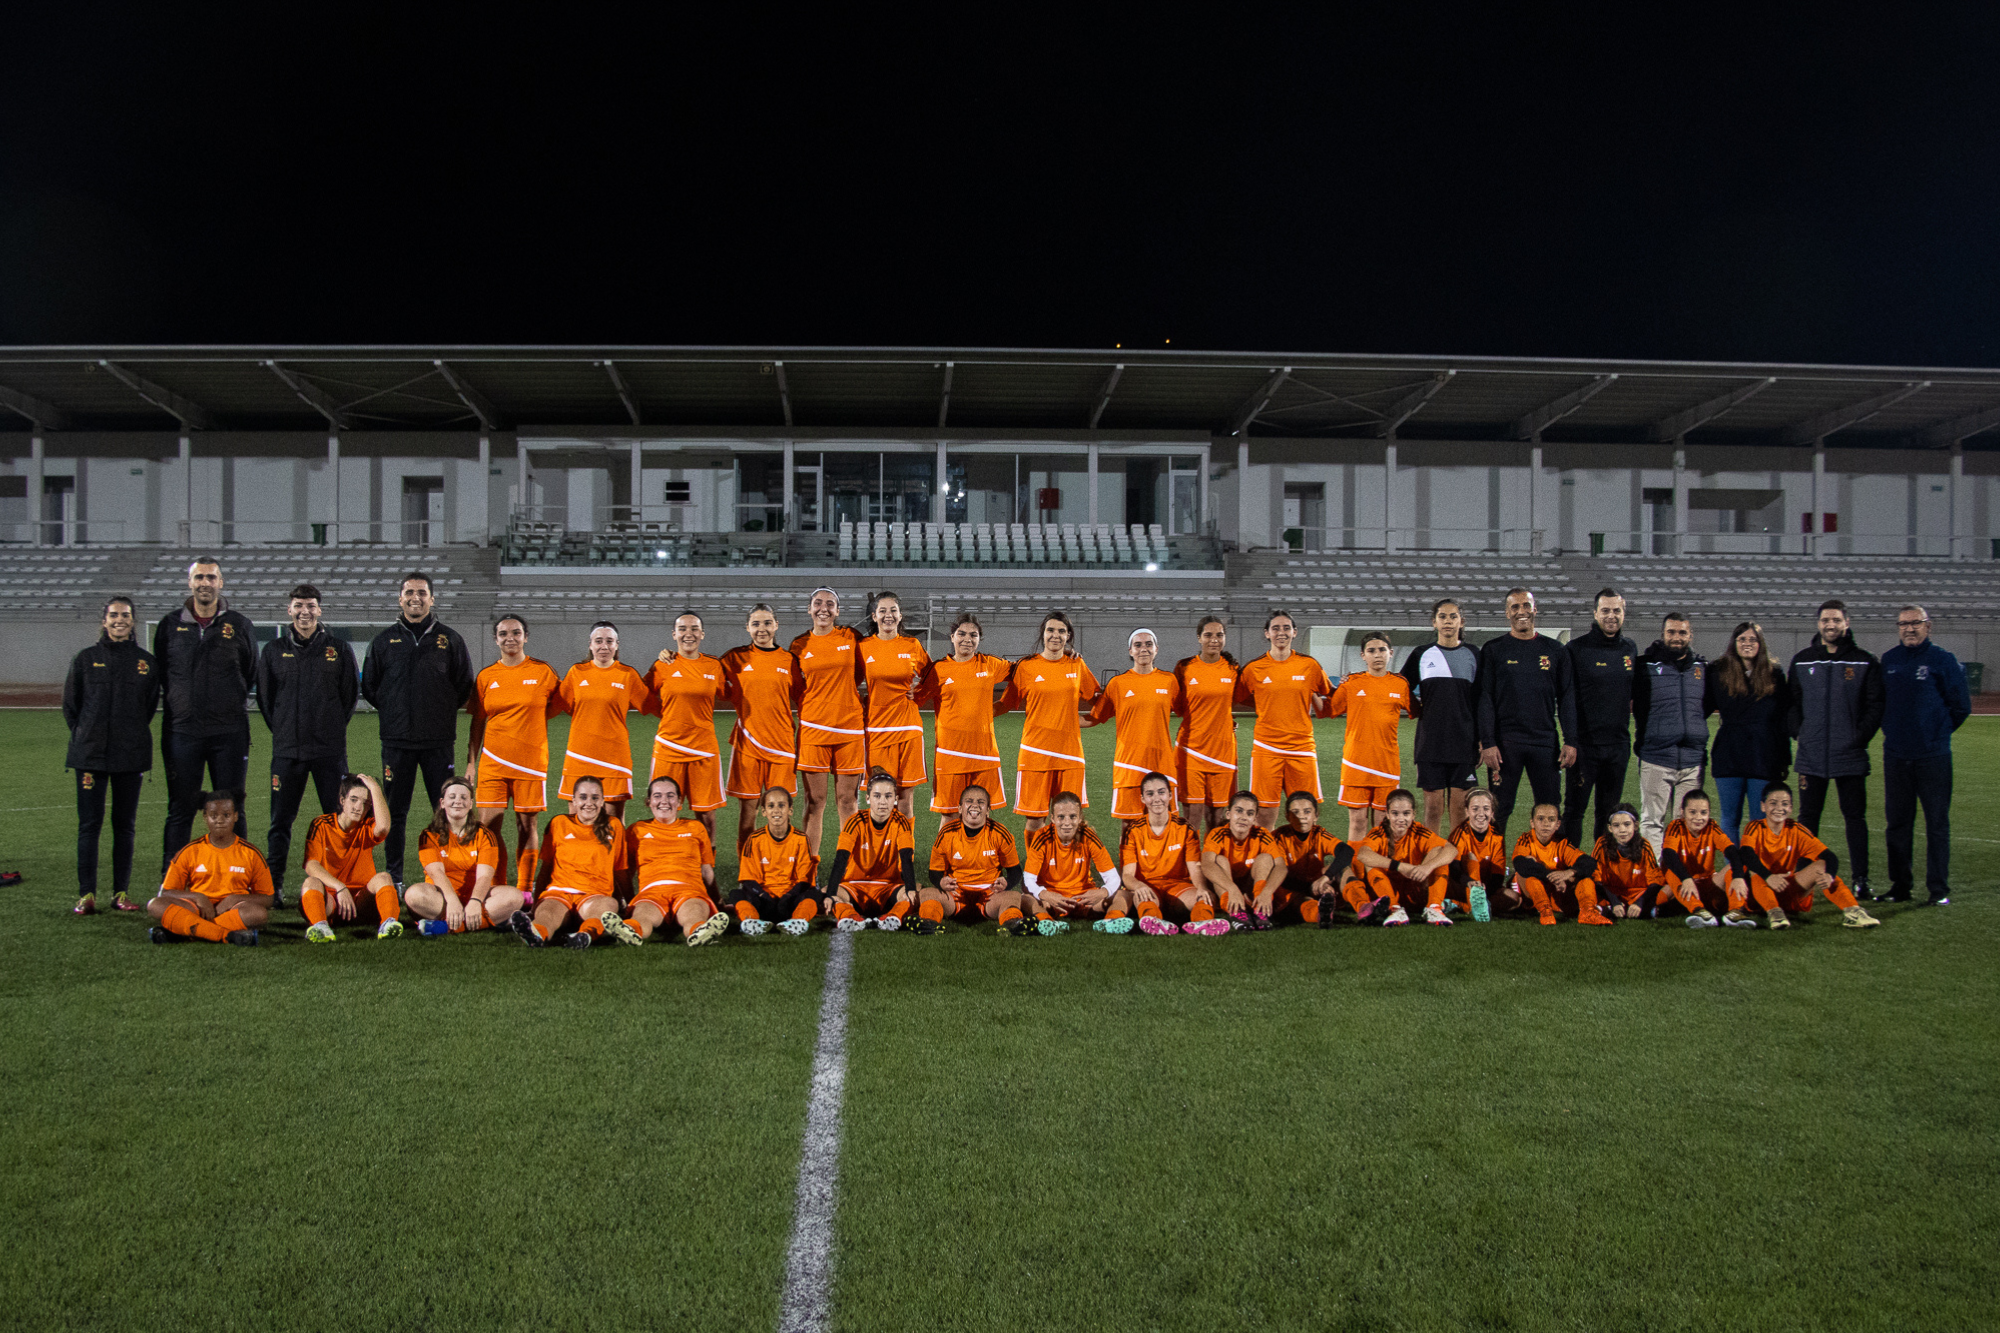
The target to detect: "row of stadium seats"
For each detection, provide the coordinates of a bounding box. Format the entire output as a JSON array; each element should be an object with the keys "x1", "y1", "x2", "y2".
[{"x1": 835, "y1": 521, "x2": 1175, "y2": 567}]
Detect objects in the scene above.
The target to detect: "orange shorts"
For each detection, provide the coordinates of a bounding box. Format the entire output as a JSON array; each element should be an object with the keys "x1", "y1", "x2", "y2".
[
  {"x1": 1265, "y1": 882, "x2": 1321, "y2": 923},
  {"x1": 558, "y1": 764, "x2": 632, "y2": 802},
  {"x1": 728, "y1": 745, "x2": 798, "y2": 802},
  {"x1": 864, "y1": 730, "x2": 927, "y2": 787},
  {"x1": 932, "y1": 766, "x2": 1007, "y2": 813},
  {"x1": 1338, "y1": 781, "x2": 1392, "y2": 811},
  {"x1": 476, "y1": 769, "x2": 547, "y2": 813},
  {"x1": 1364, "y1": 864, "x2": 1448, "y2": 910},
  {"x1": 797, "y1": 731, "x2": 866, "y2": 774},
  {"x1": 1249, "y1": 743, "x2": 1322, "y2": 808},
  {"x1": 538, "y1": 885, "x2": 615, "y2": 913},
  {"x1": 1111, "y1": 771, "x2": 1175, "y2": 820},
  {"x1": 1036, "y1": 890, "x2": 1107, "y2": 920},
  {"x1": 631, "y1": 881, "x2": 716, "y2": 915},
  {"x1": 838, "y1": 881, "x2": 904, "y2": 915},
  {"x1": 1176, "y1": 757, "x2": 1236, "y2": 808},
  {"x1": 945, "y1": 884, "x2": 999, "y2": 919},
  {"x1": 649, "y1": 750, "x2": 725, "y2": 812},
  {"x1": 1015, "y1": 765, "x2": 1087, "y2": 818}
]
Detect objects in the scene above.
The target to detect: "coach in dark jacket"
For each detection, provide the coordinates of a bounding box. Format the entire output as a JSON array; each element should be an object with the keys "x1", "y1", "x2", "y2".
[
  {"x1": 1787, "y1": 599, "x2": 1884, "y2": 896},
  {"x1": 64, "y1": 596, "x2": 160, "y2": 911},
  {"x1": 1702, "y1": 622, "x2": 1791, "y2": 842},
  {"x1": 362, "y1": 572, "x2": 474, "y2": 885},
  {"x1": 1631, "y1": 613, "x2": 1707, "y2": 852},
  {"x1": 1562, "y1": 589, "x2": 1637, "y2": 846},
  {"x1": 257, "y1": 582, "x2": 360, "y2": 894},
  {"x1": 1476, "y1": 589, "x2": 1578, "y2": 836},
  {"x1": 1878, "y1": 604, "x2": 1971, "y2": 905},
  {"x1": 153, "y1": 557, "x2": 256, "y2": 872}
]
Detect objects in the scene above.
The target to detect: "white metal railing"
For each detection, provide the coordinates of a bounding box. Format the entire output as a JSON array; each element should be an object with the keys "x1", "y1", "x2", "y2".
[
  {"x1": 1285, "y1": 526, "x2": 1549, "y2": 556},
  {"x1": 1573, "y1": 529, "x2": 1987, "y2": 559},
  {"x1": 0, "y1": 518, "x2": 128, "y2": 546}
]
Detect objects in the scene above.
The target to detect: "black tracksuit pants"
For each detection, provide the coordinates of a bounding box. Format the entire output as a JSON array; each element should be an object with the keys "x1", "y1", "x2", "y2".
[{"x1": 1798, "y1": 773, "x2": 1869, "y2": 885}]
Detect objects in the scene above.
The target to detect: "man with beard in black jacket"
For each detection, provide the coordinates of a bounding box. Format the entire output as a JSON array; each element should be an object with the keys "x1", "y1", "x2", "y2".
[
  {"x1": 64, "y1": 595, "x2": 161, "y2": 915},
  {"x1": 1563, "y1": 588, "x2": 1637, "y2": 847},
  {"x1": 1788, "y1": 599, "x2": 1884, "y2": 899},
  {"x1": 1477, "y1": 588, "x2": 1578, "y2": 838},
  {"x1": 362, "y1": 572, "x2": 475, "y2": 889},
  {"x1": 1632, "y1": 612, "x2": 1709, "y2": 853},
  {"x1": 153, "y1": 558, "x2": 256, "y2": 873},
  {"x1": 257, "y1": 583, "x2": 360, "y2": 903}
]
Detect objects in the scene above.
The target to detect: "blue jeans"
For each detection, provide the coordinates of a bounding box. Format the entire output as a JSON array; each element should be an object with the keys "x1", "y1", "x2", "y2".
[{"x1": 1712, "y1": 775, "x2": 1771, "y2": 843}]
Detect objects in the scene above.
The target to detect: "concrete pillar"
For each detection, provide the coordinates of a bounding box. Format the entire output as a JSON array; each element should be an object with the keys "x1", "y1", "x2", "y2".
[
  {"x1": 179, "y1": 433, "x2": 194, "y2": 547},
  {"x1": 935, "y1": 440, "x2": 948, "y2": 526},
  {"x1": 326, "y1": 432, "x2": 341, "y2": 545},
  {"x1": 1199, "y1": 443, "x2": 1210, "y2": 534},
  {"x1": 1237, "y1": 438, "x2": 1251, "y2": 549},
  {"x1": 1528, "y1": 445, "x2": 1542, "y2": 555},
  {"x1": 1087, "y1": 443, "x2": 1099, "y2": 525},
  {"x1": 629, "y1": 440, "x2": 643, "y2": 524},
  {"x1": 1950, "y1": 441, "x2": 1964, "y2": 560},
  {"x1": 28, "y1": 433, "x2": 44, "y2": 547},
  {"x1": 1383, "y1": 442, "x2": 1397, "y2": 554},
  {"x1": 1672, "y1": 443, "x2": 1689, "y2": 558},
  {"x1": 782, "y1": 441, "x2": 795, "y2": 533},
  {"x1": 474, "y1": 434, "x2": 491, "y2": 547},
  {"x1": 516, "y1": 438, "x2": 530, "y2": 517},
  {"x1": 1811, "y1": 441, "x2": 1826, "y2": 559}
]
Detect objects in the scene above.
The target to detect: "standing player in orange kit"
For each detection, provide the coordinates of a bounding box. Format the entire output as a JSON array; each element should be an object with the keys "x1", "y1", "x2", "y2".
[
  {"x1": 1353, "y1": 789, "x2": 1456, "y2": 926},
  {"x1": 1235, "y1": 610, "x2": 1332, "y2": 828},
  {"x1": 859, "y1": 592, "x2": 931, "y2": 818},
  {"x1": 792, "y1": 588, "x2": 868, "y2": 854},
  {"x1": 1659, "y1": 789, "x2": 1750, "y2": 928},
  {"x1": 556, "y1": 621, "x2": 652, "y2": 824},
  {"x1": 1511, "y1": 802, "x2": 1610, "y2": 926},
  {"x1": 1199, "y1": 792, "x2": 1282, "y2": 931},
  {"x1": 409, "y1": 776, "x2": 521, "y2": 936},
  {"x1": 599, "y1": 775, "x2": 731, "y2": 948},
  {"x1": 1084, "y1": 628, "x2": 1179, "y2": 829},
  {"x1": 1023, "y1": 791, "x2": 1121, "y2": 934},
  {"x1": 1732, "y1": 783, "x2": 1880, "y2": 930},
  {"x1": 649, "y1": 612, "x2": 728, "y2": 841},
  {"x1": 720, "y1": 603, "x2": 803, "y2": 846},
  {"x1": 146, "y1": 790, "x2": 272, "y2": 946},
  {"x1": 1116, "y1": 771, "x2": 1212, "y2": 936},
  {"x1": 911, "y1": 613, "x2": 1013, "y2": 814},
  {"x1": 467, "y1": 614, "x2": 566, "y2": 894},
  {"x1": 300, "y1": 773, "x2": 401, "y2": 942},
  {"x1": 1173, "y1": 616, "x2": 1241, "y2": 834},
  {"x1": 1323, "y1": 631, "x2": 1412, "y2": 839},
  {"x1": 920, "y1": 784, "x2": 1029, "y2": 936},
  {"x1": 1004, "y1": 611, "x2": 1099, "y2": 835}
]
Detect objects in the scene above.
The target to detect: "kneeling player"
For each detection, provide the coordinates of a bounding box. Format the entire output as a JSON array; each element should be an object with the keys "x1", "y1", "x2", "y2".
[
  {"x1": 1200, "y1": 791, "x2": 1284, "y2": 930},
  {"x1": 1511, "y1": 802, "x2": 1611, "y2": 926},
  {"x1": 1024, "y1": 791, "x2": 1121, "y2": 935},
  {"x1": 512, "y1": 775, "x2": 627, "y2": 949},
  {"x1": 148, "y1": 790, "x2": 271, "y2": 945},
  {"x1": 1732, "y1": 783, "x2": 1880, "y2": 930},
  {"x1": 733, "y1": 787, "x2": 822, "y2": 936},
  {"x1": 1353, "y1": 789, "x2": 1456, "y2": 926},
  {"x1": 1592, "y1": 803, "x2": 1667, "y2": 920},
  {"x1": 1268, "y1": 791, "x2": 1362, "y2": 926},
  {"x1": 919, "y1": 785, "x2": 1029, "y2": 936},
  {"x1": 301, "y1": 774, "x2": 400, "y2": 943},
  {"x1": 600, "y1": 776, "x2": 730, "y2": 947},
  {"x1": 1660, "y1": 789, "x2": 1751, "y2": 928},
  {"x1": 1446, "y1": 788, "x2": 1516, "y2": 920},
  {"x1": 409, "y1": 776, "x2": 522, "y2": 935},
  {"x1": 1114, "y1": 771, "x2": 1215, "y2": 936},
  {"x1": 827, "y1": 772, "x2": 917, "y2": 932}
]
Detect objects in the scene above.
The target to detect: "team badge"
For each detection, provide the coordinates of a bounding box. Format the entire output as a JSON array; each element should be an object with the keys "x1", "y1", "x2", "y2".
[
  {"x1": 436, "y1": 635, "x2": 449, "y2": 650},
  {"x1": 1845, "y1": 667, "x2": 1855, "y2": 681},
  {"x1": 1538, "y1": 655, "x2": 1551, "y2": 670},
  {"x1": 1623, "y1": 655, "x2": 1632, "y2": 670},
  {"x1": 272, "y1": 774, "x2": 283, "y2": 791},
  {"x1": 135, "y1": 660, "x2": 150, "y2": 674},
  {"x1": 81, "y1": 773, "x2": 95, "y2": 790},
  {"x1": 1917, "y1": 665, "x2": 1931, "y2": 680},
  {"x1": 221, "y1": 623, "x2": 235, "y2": 639},
  {"x1": 325, "y1": 646, "x2": 339, "y2": 661},
  {"x1": 383, "y1": 765, "x2": 395, "y2": 782}
]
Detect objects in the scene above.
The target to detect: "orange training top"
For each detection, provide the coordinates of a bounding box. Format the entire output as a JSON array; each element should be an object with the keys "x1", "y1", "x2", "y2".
[
  {"x1": 1024, "y1": 825, "x2": 1115, "y2": 894},
  {"x1": 626, "y1": 816, "x2": 715, "y2": 895},
  {"x1": 837, "y1": 810, "x2": 914, "y2": 891},
  {"x1": 1662, "y1": 818, "x2": 1733, "y2": 878},
  {"x1": 741, "y1": 826, "x2": 819, "y2": 893},
  {"x1": 1592, "y1": 835, "x2": 1665, "y2": 904},
  {"x1": 558, "y1": 660, "x2": 651, "y2": 785},
  {"x1": 860, "y1": 635, "x2": 931, "y2": 742},
  {"x1": 1234, "y1": 652, "x2": 1332, "y2": 754},
  {"x1": 1004, "y1": 652, "x2": 1099, "y2": 771},
  {"x1": 1090, "y1": 668, "x2": 1179, "y2": 787},
  {"x1": 304, "y1": 813, "x2": 387, "y2": 886},
  {"x1": 163, "y1": 837, "x2": 275, "y2": 900},
  {"x1": 647, "y1": 653, "x2": 727, "y2": 762},
  {"x1": 1362, "y1": 821, "x2": 1448, "y2": 868},
  {"x1": 419, "y1": 824, "x2": 502, "y2": 895},
  {"x1": 1739, "y1": 819, "x2": 1831, "y2": 876},
  {"x1": 1512, "y1": 831, "x2": 1587, "y2": 874},
  {"x1": 539, "y1": 813, "x2": 629, "y2": 896},
  {"x1": 914, "y1": 653, "x2": 1012, "y2": 775},
  {"x1": 790, "y1": 626, "x2": 866, "y2": 745},
  {"x1": 720, "y1": 643, "x2": 803, "y2": 764},
  {"x1": 928, "y1": 817, "x2": 1020, "y2": 892},
  {"x1": 1324, "y1": 670, "x2": 1410, "y2": 786},
  {"x1": 472, "y1": 657, "x2": 566, "y2": 779},
  {"x1": 1203, "y1": 824, "x2": 1279, "y2": 880},
  {"x1": 1449, "y1": 821, "x2": 1509, "y2": 881},
  {"x1": 1120, "y1": 817, "x2": 1199, "y2": 888},
  {"x1": 1173, "y1": 655, "x2": 1241, "y2": 776},
  {"x1": 1271, "y1": 824, "x2": 1349, "y2": 883}
]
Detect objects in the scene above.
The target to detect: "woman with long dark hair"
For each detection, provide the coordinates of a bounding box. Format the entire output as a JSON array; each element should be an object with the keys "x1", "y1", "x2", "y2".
[{"x1": 1705, "y1": 622, "x2": 1791, "y2": 842}]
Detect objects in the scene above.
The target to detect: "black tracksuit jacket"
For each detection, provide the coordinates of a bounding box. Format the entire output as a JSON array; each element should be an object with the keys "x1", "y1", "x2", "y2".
[
  {"x1": 1565, "y1": 628, "x2": 1638, "y2": 760},
  {"x1": 257, "y1": 626, "x2": 360, "y2": 761},
  {"x1": 63, "y1": 634, "x2": 161, "y2": 772},
  {"x1": 152, "y1": 599, "x2": 256, "y2": 739},
  {"x1": 1476, "y1": 633, "x2": 1578, "y2": 753},
  {"x1": 361, "y1": 614, "x2": 475, "y2": 749}
]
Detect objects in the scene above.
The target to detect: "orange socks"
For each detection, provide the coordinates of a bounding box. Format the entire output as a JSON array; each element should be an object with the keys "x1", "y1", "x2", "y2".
[
  {"x1": 1298, "y1": 897, "x2": 1320, "y2": 924},
  {"x1": 1189, "y1": 900, "x2": 1215, "y2": 922},
  {"x1": 1825, "y1": 878, "x2": 1858, "y2": 911},
  {"x1": 1340, "y1": 879, "x2": 1374, "y2": 914},
  {"x1": 734, "y1": 900, "x2": 761, "y2": 923},
  {"x1": 790, "y1": 898, "x2": 818, "y2": 921},
  {"x1": 918, "y1": 899, "x2": 946, "y2": 923},
  {"x1": 373, "y1": 884, "x2": 401, "y2": 926},
  {"x1": 629, "y1": 917, "x2": 655, "y2": 940},
  {"x1": 160, "y1": 902, "x2": 226, "y2": 942},
  {"x1": 883, "y1": 901, "x2": 910, "y2": 922},
  {"x1": 301, "y1": 886, "x2": 328, "y2": 926},
  {"x1": 1136, "y1": 901, "x2": 1161, "y2": 919},
  {"x1": 1519, "y1": 878, "x2": 1557, "y2": 919},
  {"x1": 832, "y1": 901, "x2": 861, "y2": 922},
  {"x1": 515, "y1": 849, "x2": 537, "y2": 894},
  {"x1": 576, "y1": 918, "x2": 604, "y2": 937},
  {"x1": 214, "y1": 908, "x2": 248, "y2": 933},
  {"x1": 1574, "y1": 878, "x2": 1600, "y2": 913},
  {"x1": 997, "y1": 905, "x2": 1024, "y2": 926}
]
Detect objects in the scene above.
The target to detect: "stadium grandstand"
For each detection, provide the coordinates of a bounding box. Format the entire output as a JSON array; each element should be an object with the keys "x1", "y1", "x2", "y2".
[{"x1": 2, "y1": 345, "x2": 1997, "y2": 685}]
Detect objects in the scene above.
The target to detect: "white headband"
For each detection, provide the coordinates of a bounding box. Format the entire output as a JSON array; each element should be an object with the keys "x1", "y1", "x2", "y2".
[{"x1": 1129, "y1": 628, "x2": 1158, "y2": 646}]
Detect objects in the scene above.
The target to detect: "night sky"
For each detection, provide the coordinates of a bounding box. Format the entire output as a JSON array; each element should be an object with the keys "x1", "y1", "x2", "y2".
[{"x1": 4, "y1": 7, "x2": 1998, "y2": 365}]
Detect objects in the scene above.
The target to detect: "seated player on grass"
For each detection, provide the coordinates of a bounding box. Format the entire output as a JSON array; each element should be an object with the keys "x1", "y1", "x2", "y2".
[
  {"x1": 600, "y1": 776, "x2": 730, "y2": 948},
  {"x1": 1353, "y1": 788, "x2": 1456, "y2": 926},
  {"x1": 1511, "y1": 802, "x2": 1611, "y2": 926},
  {"x1": 1113, "y1": 771, "x2": 1213, "y2": 936},
  {"x1": 1659, "y1": 789, "x2": 1753, "y2": 929},
  {"x1": 1591, "y1": 802, "x2": 1667, "y2": 920},
  {"x1": 920, "y1": 784, "x2": 1029, "y2": 937},
  {"x1": 826, "y1": 771, "x2": 917, "y2": 933},
  {"x1": 1267, "y1": 790, "x2": 1362, "y2": 927},
  {"x1": 1446, "y1": 788, "x2": 1515, "y2": 921},
  {"x1": 1024, "y1": 790, "x2": 1121, "y2": 935},
  {"x1": 147, "y1": 790, "x2": 271, "y2": 946},
  {"x1": 1729, "y1": 783, "x2": 1880, "y2": 931},
  {"x1": 733, "y1": 786, "x2": 822, "y2": 937},
  {"x1": 301, "y1": 774, "x2": 400, "y2": 943},
  {"x1": 1200, "y1": 791, "x2": 1284, "y2": 930},
  {"x1": 409, "y1": 776, "x2": 521, "y2": 935},
  {"x1": 512, "y1": 775, "x2": 627, "y2": 950}
]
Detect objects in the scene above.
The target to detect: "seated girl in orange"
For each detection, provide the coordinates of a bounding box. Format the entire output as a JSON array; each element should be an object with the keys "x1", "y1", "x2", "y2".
[
  {"x1": 1730, "y1": 783, "x2": 1879, "y2": 930},
  {"x1": 599, "y1": 775, "x2": 730, "y2": 947},
  {"x1": 1660, "y1": 788, "x2": 1748, "y2": 928},
  {"x1": 147, "y1": 790, "x2": 272, "y2": 946},
  {"x1": 733, "y1": 787, "x2": 822, "y2": 937},
  {"x1": 1198, "y1": 791, "x2": 1282, "y2": 932},
  {"x1": 920, "y1": 785, "x2": 1029, "y2": 935},
  {"x1": 1510, "y1": 802, "x2": 1610, "y2": 926},
  {"x1": 1352, "y1": 788, "x2": 1456, "y2": 926},
  {"x1": 828, "y1": 772, "x2": 918, "y2": 932},
  {"x1": 1268, "y1": 791, "x2": 1364, "y2": 927},
  {"x1": 512, "y1": 775, "x2": 627, "y2": 949},
  {"x1": 409, "y1": 776, "x2": 521, "y2": 935},
  {"x1": 1112, "y1": 771, "x2": 1213, "y2": 937},
  {"x1": 1592, "y1": 802, "x2": 1667, "y2": 919},
  {"x1": 1446, "y1": 788, "x2": 1516, "y2": 921},
  {"x1": 301, "y1": 773, "x2": 399, "y2": 943},
  {"x1": 1024, "y1": 791, "x2": 1121, "y2": 935}
]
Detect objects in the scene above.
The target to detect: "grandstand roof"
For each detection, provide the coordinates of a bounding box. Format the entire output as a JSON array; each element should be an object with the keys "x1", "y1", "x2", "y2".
[{"x1": 3, "y1": 345, "x2": 1999, "y2": 449}]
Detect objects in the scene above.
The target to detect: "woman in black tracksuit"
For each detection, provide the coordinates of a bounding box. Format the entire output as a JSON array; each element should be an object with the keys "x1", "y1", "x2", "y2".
[{"x1": 64, "y1": 596, "x2": 162, "y2": 914}]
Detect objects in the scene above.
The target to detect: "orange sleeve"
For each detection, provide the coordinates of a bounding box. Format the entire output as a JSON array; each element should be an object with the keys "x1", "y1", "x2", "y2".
[
  {"x1": 996, "y1": 826, "x2": 1021, "y2": 870},
  {"x1": 1076, "y1": 658, "x2": 1100, "y2": 706},
  {"x1": 1323, "y1": 676, "x2": 1351, "y2": 718},
  {"x1": 419, "y1": 830, "x2": 444, "y2": 867},
  {"x1": 611, "y1": 820, "x2": 631, "y2": 874},
  {"x1": 1088, "y1": 838, "x2": 1115, "y2": 874},
  {"x1": 1023, "y1": 834, "x2": 1049, "y2": 879},
  {"x1": 162, "y1": 848, "x2": 193, "y2": 895},
  {"x1": 247, "y1": 850, "x2": 275, "y2": 898},
  {"x1": 1087, "y1": 685, "x2": 1116, "y2": 725},
  {"x1": 476, "y1": 829, "x2": 501, "y2": 871},
  {"x1": 538, "y1": 822, "x2": 558, "y2": 863},
  {"x1": 929, "y1": 831, "x2": 952, "y2": 876}
]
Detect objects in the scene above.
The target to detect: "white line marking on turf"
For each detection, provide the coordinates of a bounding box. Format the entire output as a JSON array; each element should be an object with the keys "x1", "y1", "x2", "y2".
[{"x1": 777, "y1": 929, "x2": 854, "y2": 1333}]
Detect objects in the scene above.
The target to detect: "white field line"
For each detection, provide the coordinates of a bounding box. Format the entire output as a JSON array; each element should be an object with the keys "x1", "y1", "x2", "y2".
[{"x1": 776, "y1": 928, "x2": 855, "y2": 1333}]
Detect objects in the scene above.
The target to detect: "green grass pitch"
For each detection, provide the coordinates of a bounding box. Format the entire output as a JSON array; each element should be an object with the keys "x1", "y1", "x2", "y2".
[{"x1": 2, "y1": 708, "x2": 1995, "y2": 1331}]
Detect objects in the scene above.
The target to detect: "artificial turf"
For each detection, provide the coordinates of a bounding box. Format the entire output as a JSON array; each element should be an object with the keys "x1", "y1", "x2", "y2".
[{"x1": 1, "y1": 708, "x2": 1993, "y2": 1332}]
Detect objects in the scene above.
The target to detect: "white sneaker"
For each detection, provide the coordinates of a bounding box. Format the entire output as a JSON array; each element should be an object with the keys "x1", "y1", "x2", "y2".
[
  {"x1": 1422, "y1": 904, "x2": 1452, "y2": 926},
  {"x1": 305, "y1": 921, "x2": 335, "y2": 944},
  {"x1": 835, "y1": 917, "x2": 866, "y2": 933},
  {"x1": 740, "y1": 918, "x2": 769, "y2": 936},
  {"x1": 376, "y1": 918, "x2": 404, "y2": 939},
  {"x1": 778, "y1": 918, "x2": 811, "y2": 936},
  {"x1": 1687, "y1": 910, "x2": 1719, "y2": 929},
  {"x1": 877, "y1": 914, "x2": 903, "y2": 932},
  {"x1": 1383, "y1": 906, "x2": 1411, "y2": 927},
  {"x1": 1721, "y1": 910, "x2": 1758, "y2": 929}
]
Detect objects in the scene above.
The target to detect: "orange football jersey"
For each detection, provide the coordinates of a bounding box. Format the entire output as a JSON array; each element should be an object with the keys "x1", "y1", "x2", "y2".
[
  {"x1": 790, "y1": 626, "x2": 866, "y2": 745},
  {"x1": 1450, "y1": 822, "x2": 1509, "y2": 881},
  {"x1": 304, "y1": 813, "x2": 386, "y2": 886},
  {"x1": 1662, "y1": 818, "x2": 1732, "y2": 877},
  {"x1": 836, "y1": 810, "x2": 914, "y2": 890},
  {"x1": 1234, "y1": 652, "x2": 1332, "y2": 753},
  {"x1": 1271, "y1": 824, "x2": 1349, "y2": 883},
  {"x1": 163, "y1": 837, "x2": 275, "y2": 900},
  {"x1": 1203, "y1": 823, "x2": 1279, "y2": 880},
  {"x1": 626, "y1": 815, "x2": 715, "y2": 893},
  {"x1": 1004, "y1": 653, "x2": 1099, "y2": 771},
  {"x1": 915, "y1": 653, "x2": 1012, "y2": 774},
  {"x1": 720, "y1": 643, "x2": 804, "y2": 762},
  {"x1": 1739, "y1": 819, "x2": 1832, "y2": 876},
  {"x1": 647, "y1": 653, "x2": 727, "y2": 762},
  {"x1": 1324, "y1": 670, "x2": 1410, "y2": 786},
  {"x1": 741, "y1": 826, "x2": 820, "y2": 892},
  {"x1": 419, "y1": 824, "x2": 503, "y2": 895},
  {"x1": 1592, "y1": 835, "x2": 1665, "y2": 904},
  {"x1": 1090, "y1": 669, "x2": 1179, "y2": 784},
  {"x1": 1173, "y1": 656, "x2": 1241, "y2": 776},
  {"x1": 1119, "y1": 817, "x2": 1199, "y2": 888},
  {"x1": 558, "y1": 660, "x2": 650, "y2": 785},
  {"x1": 472, "y1": 657, "x2": 566, "y2": 778},
  {"x1": 1024, "y1": 825, "x2": 1116, "y2": 894},
  {"x1": 539, "y1": 813, "x2": 629, "y2": 895},
  {"x1": 927, "y1": 817, "x2": 1020, "y2": 891},
  {"x1": 860, "y1": 634, "x2": 930, "y2": 740},
  {"x1": 1513, "y1": 831, "x2": 1587, "y2": 874}
]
